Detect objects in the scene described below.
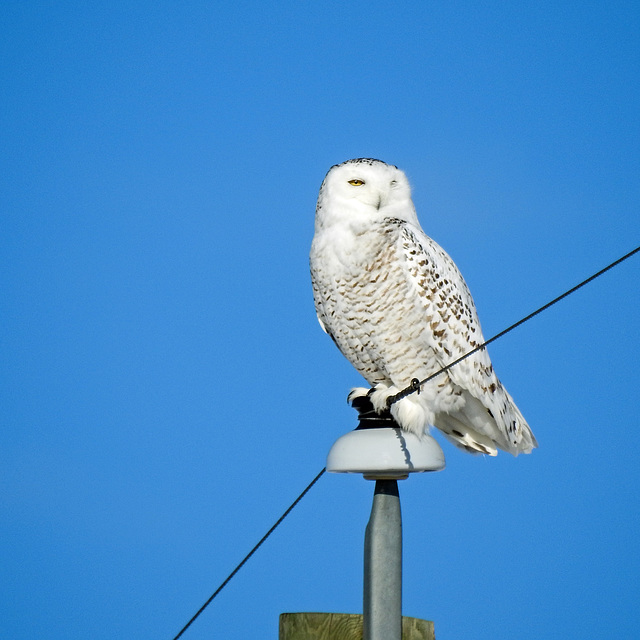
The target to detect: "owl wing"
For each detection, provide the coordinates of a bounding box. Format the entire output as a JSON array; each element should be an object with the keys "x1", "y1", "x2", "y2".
[
  {"x1": 397, "y1": 221, "x2": 535, "y2": 453},
  {"x1": 397, "y1": 221, "x2": 491, "y2": 377}
]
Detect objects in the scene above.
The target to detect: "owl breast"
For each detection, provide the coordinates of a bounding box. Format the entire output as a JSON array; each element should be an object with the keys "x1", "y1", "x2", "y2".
[{"x1": 311, "y1": 217, "x2": 450, "y2": 399}]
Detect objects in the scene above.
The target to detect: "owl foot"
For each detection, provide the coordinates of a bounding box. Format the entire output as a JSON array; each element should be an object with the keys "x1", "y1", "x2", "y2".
[
  {"x1": 348, "y1": 385, "x2": 398, "y2": 428},
  {"x1": 346, "y1": 387, "x2": 370, "y2": 404}
]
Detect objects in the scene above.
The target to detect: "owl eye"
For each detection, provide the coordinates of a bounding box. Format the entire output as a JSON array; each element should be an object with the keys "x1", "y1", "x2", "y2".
[
  {"x1": 390, "y1": 180, "x2": 398, "y2": 186},
  {"x1": 348, "y1": 179, "x2": 365, "y2": 186}
]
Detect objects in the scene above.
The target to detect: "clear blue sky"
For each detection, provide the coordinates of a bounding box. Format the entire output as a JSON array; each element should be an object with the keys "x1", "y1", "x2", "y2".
[{"x1": 2, "y1": 2, "x2": 639, "y2": 639}]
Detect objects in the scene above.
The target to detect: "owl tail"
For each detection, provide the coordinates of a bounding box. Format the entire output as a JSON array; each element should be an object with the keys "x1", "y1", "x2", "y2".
[
  {"x1": 434, "y1": 412, "x2": 499, "y2": 456},
  {"x1": 436, "y1": 391, "x2": 537, "y2": 456}
]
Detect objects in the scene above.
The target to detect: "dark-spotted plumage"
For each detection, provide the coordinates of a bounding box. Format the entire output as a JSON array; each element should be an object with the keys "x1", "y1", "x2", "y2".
[{"x1": 310, "y1": 159, "x2": 537, "y2": 456}]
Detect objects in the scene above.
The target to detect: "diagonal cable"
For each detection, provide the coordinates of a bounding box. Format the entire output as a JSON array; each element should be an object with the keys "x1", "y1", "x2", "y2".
[
  {"x1": 171, "y1": 467, "x2": 326, "y2": 640},
  {"x1": 388, "y1": 244, "x2": 640, "y2": 405}
]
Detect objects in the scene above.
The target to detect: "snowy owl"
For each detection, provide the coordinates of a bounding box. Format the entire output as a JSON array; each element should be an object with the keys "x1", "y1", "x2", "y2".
[{"x1": 310, "y1": 158, "x2": 537, "y2": 456}]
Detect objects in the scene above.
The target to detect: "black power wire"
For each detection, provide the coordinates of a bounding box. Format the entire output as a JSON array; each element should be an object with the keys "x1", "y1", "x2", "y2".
[
  {"x1": 171, "y1": 467, "x2": 326, "y2": 640},
  {"x1": 387, "y1": 244, "x2": 640, "y2": 405}
]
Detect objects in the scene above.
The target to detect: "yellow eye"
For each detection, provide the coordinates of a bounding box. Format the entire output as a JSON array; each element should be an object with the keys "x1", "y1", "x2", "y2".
[{"x1": 348, "y1": 179, "x2": 365, "y2": 186}]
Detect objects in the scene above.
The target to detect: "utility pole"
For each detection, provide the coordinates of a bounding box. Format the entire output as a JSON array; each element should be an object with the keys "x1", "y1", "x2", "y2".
[
  {"x1": 363, "y1": 479, "x2": 402, "y2": 640},
  {"x1": 279, "y1": 398, "x2": 445, "y2": 640}
]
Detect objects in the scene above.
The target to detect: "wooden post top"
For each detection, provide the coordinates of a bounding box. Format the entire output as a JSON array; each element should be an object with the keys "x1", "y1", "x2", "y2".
[{"x1": 279, "y1": 613, "x2": 434, "y2": 640}]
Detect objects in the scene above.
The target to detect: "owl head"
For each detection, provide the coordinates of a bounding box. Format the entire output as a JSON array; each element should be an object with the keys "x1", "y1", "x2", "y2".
[{"x1": 315, "y1": 158, "x2": 418, "y2": 230}]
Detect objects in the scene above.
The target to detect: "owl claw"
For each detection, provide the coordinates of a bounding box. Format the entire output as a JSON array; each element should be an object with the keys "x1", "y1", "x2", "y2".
[{"x1": 347, "y1": 387, "x2": 370, "y2": 405}]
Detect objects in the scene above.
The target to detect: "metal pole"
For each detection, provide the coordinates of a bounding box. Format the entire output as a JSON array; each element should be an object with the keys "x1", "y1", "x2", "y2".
[{"x1": 363, "y1": 479, "x2": 402, "y2": 640}]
